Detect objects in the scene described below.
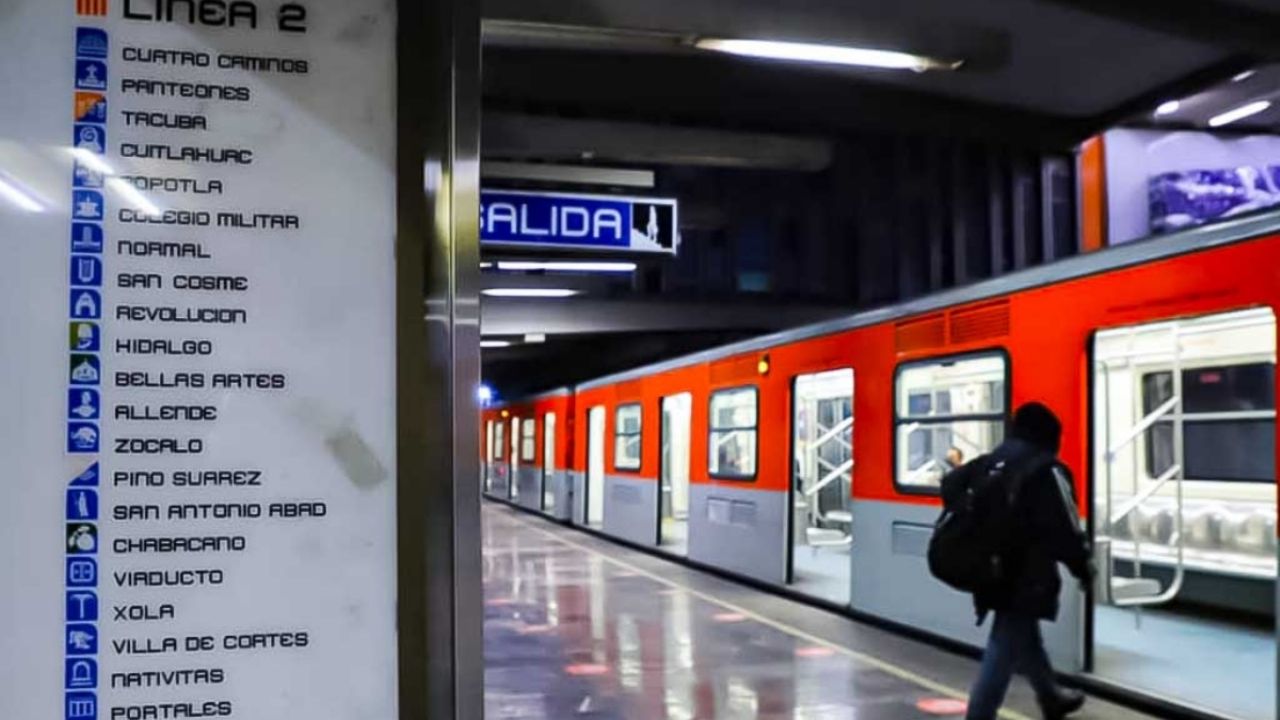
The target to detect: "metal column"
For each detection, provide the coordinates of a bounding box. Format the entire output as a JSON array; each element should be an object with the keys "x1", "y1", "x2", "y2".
[{"x1": 396, "y1": 0, "x2": 482, "y2": 718}]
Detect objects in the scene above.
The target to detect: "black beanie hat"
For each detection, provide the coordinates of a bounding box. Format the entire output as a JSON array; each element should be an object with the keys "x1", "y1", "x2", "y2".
[{"x1": 1011, "y1": 401, "x2": 1062, "y2": 454}]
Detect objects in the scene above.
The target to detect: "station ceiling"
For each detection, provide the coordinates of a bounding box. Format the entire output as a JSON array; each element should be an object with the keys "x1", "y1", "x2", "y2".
[{"x1": 476, "y1": 0, "x2": 1280, "y2": 397}]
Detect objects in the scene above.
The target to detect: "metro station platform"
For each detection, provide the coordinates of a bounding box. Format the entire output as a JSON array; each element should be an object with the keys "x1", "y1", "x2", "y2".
[{"x1": 482, "y1": 503, "x2": 1154, "y2": 720}]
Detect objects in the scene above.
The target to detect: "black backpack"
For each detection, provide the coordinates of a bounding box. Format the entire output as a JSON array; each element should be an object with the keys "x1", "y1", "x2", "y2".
[{"x1": 927, "y1": 453, "x2": 1046, "y2": 596}]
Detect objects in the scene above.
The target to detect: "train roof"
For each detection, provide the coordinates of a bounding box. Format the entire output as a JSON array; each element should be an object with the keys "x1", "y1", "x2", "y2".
[{"x1": 560, "y1": 210, "x2": 1280, "y2": 394}]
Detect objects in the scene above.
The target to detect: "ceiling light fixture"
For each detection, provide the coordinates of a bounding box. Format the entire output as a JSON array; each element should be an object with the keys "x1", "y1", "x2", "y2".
[
  {"x1": 524, "y1": 333, "x2": 547, "y2": 344},
  {"x1": 480, "y1": 340, "x2": 513, "y2": 348},
  {"x1": 1232, "y1": 70, "x2": 1256, "y2": 83},
  {"x1": 481, "y1": 288, "x2": 579, "y2": 298},
  {"x1": 495, "y1": 260, "x2": 637, "y2": 273},
  {"x1": 693, "y1": 38, "x2": 962, "y2": 72},
  {"x1": 1208, "y1": 100, "x2": 1272, "y2": 127},
  {"x1": 1154, "y1": 100, "x2": 1180, "y2": 116}
]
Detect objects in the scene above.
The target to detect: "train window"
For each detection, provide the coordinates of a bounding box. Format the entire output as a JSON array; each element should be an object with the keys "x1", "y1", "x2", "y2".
[
  {"x1": 614, "y1": 404, "x2": 642, "y2": 471},
  {"x1": 493, "y1": 421, "x2": 505, "y2": 460},
  {"x1": 894, "y1": 352, "x2": 1008, "y2": 492},
  {"x1": 509, "y1": 419, "x2": 520, "y2": 471},
  {"x1": 709, "y1": 387, "x2": 758, "y2": 480},
  {"x1": 1141, "y1": 363, "x2": 1276, "y2": 483},
  {"x1": 520, "y1": 418, "x2": 537, "y2": 462}
]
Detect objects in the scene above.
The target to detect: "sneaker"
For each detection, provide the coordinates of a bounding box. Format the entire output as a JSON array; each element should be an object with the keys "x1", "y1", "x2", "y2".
[{"x1": 1041, "y1": 689, "x2": 1086, "y2": 719}]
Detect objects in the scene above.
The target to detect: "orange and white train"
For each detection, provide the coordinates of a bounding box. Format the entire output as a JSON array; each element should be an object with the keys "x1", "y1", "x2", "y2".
[{"x1": 482, "y1": 211, "x2": 1280, "y2": 718}]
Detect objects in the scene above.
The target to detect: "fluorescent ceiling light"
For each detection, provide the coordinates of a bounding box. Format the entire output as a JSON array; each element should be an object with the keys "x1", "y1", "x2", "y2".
[
  {"x1": 524, "y1": 333, "x2": 547, "y2": 344},
  {"x1": 1154, "y1": 100, "x2": 1180, "y2": 116},
  {"x1": 0, "y1": 173, "x2": 43, "y2": 212},
  {"x1": 1233, "y1": 70, "x2": 1256, "y2": 83},
  {"x1": 495, "y1": 260, "x2": 637, "y2": 273},
  {"x1": 482, "y1": 288, "x2": 579, "y2": 298},
  {"x1": 694, "y1": 38, "x2": 961, "y2": 72},
  {"x1": 1208, "y1": 100, "x2": 1271, "y2": 127},
  {"x1": 480, "y1": 340, "x2": 512, "y2": 348}
]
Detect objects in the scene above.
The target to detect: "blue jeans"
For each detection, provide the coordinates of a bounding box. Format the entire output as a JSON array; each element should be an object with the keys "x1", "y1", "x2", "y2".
[{"x1": 966, "y1": 611, "x2": 1060, "y2": 719}]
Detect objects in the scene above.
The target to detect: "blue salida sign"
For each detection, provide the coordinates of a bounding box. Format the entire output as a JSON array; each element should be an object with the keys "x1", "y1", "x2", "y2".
[{"x1": 480, "y1": 190, "x2": 679, "y2": 255}]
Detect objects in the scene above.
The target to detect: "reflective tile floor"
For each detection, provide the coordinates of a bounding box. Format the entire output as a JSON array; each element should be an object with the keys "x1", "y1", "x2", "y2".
[{"x1": 483, "y1": 503, "x2": 1155, "y2": 719}]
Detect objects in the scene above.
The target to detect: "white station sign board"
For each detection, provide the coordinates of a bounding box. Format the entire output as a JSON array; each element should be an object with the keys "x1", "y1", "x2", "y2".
[{"x1": 0, "y1": 1, "x2": 398, "y2": 719}]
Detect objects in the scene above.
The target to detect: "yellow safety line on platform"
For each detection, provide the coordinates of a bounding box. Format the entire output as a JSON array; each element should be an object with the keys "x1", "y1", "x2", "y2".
[{"x1": 492, "y1": 507, "x2": 1032, "y2": 720}]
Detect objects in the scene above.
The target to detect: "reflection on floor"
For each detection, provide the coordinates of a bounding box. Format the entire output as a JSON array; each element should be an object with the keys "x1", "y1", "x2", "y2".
[
  {"x1": 484, "y1": 507, "x2": 958, "y2": 719},
  {"x1": 1094, "y1": 604, "x2": 1275, "y2": 720},
  {"x1": 791, "y1": 546, "x2": 851, "y2": 605},
  {"x1": 484, "y1": 502, "x2": 1157, "y2": 720},
  {"x1": 658, "y1": 517, "x2": 687, "y2": 557}
]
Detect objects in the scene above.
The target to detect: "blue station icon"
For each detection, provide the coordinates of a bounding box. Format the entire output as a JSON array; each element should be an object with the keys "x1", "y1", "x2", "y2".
[
  {"x1": 73, "y1": 160, "x2": 104, "y2": 189},
  {"x1": 66, "y1": 590, "x2": 98, "y2": 622},
  {"x1": 70, "y1": 462, "x2": 100, "y2": 488},
  {"x1": 68, "y1": 388, "x2": 100, "y2": 420},
  {"x1": 66, "y1": 691, "x2": 97, "y2": 720},
  {"x1": 74, "y1": 60, "x2": 107, "y2": 91},
  {"x1": 75, "y1": 28, "x2": 108, "y2": 59},
  {"x1": 66, "y1": 557, "x2": 97, "y2": 587},
  {"x1": 70, "y1": 289, "x2": 101, "y2": 320},
  {"x1": 67, "y1": 488, "x2": 98, "y2": 520},
  {"x1": 70, "y1": 255, "x2": 102, "y2": 287},
  {"x1": 72, "y1": 190, "x2": 103, "y2": 221},
  {"x1": 70, "y1": 223, "x2": 102, "y2": 253},
  {"x1": 65, "y1": 657, "x2": 97, "y2": 690},
  {"x1": 66, "y1": 624, "x2": 98, "y2": 655},
  {"x1": 67, "y1": 423, "x2": 99, "y2": 454},
  {"x1": 73, "y1": 124, "x2": 106, "y2": 155}
]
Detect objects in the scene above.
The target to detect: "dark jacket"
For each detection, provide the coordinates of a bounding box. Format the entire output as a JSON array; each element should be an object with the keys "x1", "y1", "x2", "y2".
[{"x1": 957, "y1": 437, "x2": 1091, "y2": 620}]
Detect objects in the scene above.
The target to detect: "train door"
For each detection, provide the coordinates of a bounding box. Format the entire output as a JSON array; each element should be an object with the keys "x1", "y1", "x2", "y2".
[
  {"x1": 484, "y1": 420, "x2": 494, "y2": 493},
  {"x1": 509, "y1": 417, "x2": 520, "y2": 501},
  {"x1": 587, "y1": 406, "x2": 606, "y2": 528},
  {"x1": 1089, "y1": 307, "x2": 1276, "y2": 720},
  {"x1": 659, "y1": 393, "x2": 692, "y2": 555},
  {"x1": 789, "y1": 369, "x2": 854, "y2": 605},
  {"x1": 493, "y1": 420, "x2": 506, "y2": 496},
  {"x1": 543, "y1": 412, "x2": 556, "y2": 512}
]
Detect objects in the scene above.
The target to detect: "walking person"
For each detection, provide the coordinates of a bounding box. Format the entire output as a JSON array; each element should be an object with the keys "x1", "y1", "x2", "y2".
[{"x1": 931, "y1": 402, "x2": 1093, "y2": 719}]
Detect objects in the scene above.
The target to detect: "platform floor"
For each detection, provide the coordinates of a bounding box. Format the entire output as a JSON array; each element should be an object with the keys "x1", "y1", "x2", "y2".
[
  {"x1": 483, "y1": 503, "x2": 1154, "y2": 719},
  {"x1": 1095, "y1": 605, "x2": 1274, "y2": 720}
]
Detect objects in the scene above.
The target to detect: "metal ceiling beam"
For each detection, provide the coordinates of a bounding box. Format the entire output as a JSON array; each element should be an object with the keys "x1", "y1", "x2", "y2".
[
  {"x1": 1038, "y1": 0, "x2": 1280, "y2": 59},
  {"x1": 480, "y1": 297, "x2": 847, "y2": 336},
  {"x1": 481, "y1": 161, "x2": 655, "y2": 187},
  {"x1": 483, "y1": 112, "x2": 834, "y2": 171}
]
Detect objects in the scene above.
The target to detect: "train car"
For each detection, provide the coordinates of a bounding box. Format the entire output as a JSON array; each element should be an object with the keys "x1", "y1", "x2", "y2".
[
  {"x1": 482, "y1": 389, "x2": 574, "y2": 520},
  {"x1": 484, "y1": 211, "x2": 1280, "y2": 720}
]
